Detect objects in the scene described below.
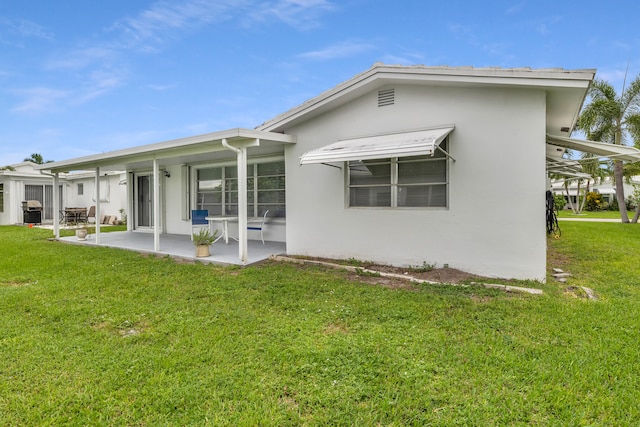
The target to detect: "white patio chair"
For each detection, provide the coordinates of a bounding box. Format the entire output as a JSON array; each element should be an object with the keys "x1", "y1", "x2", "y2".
[{"x1": 248, "y1": 210, "x2": 269, "y2": 244}]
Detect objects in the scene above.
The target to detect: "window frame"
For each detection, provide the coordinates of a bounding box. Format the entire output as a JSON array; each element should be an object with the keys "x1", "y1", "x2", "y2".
[
  {"x1": 194, "y1": 158, "x2": 286, "y2": 218},
  {"x1": 346, "y1": 140, "x2": 449, "y2": 209}
]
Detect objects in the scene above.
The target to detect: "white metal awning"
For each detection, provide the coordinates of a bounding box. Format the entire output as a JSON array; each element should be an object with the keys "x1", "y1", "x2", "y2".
[
  {"x1": 546, "y1": 156, "x2": 591, "y2": 179},
  {"x1": 546, "y1": 134, "x2": 640, "y2": 162},
  {"x1": 300, "y1": 126, "x2": 455, "y2": 165}
]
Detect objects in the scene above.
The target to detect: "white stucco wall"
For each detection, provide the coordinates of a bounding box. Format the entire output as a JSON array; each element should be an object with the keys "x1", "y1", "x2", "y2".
[
  {"x1": 283, "y1": 84, "x2": 547, "y2": 280},
  {"x1": 0, "y1": 178, "x2": 11, "y2": 225},
  {"x1": 64, "y1": 173, "x2": 127, "y2": 222}
]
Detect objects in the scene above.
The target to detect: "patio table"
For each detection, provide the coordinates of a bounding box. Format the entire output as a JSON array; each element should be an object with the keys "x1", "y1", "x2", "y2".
[
  {"x1": 64, "y1": 207, "x2": 87, "y2": 225},
  {"x1": 206, "y1": 216, "x2": 238, "y2": 244}
]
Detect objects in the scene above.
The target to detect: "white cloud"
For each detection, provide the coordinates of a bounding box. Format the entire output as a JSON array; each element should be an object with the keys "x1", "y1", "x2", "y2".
[
  {"x1": 46, "y1": 47, "x2": 116, "y2": 70},
  {"x1": 381, "y1": 52, "x2": 427, "y2": 66},
  {"x1": 247, "y1": 0, "x2": 334, "y2": 30},
  {"x1": 73, "y1": 68, "x2": 128, "y2": 104},
  {"x1": 299, "y1": 41, "x2": 373, "y2": 60},
  {"x1": 10, "y1": 87, "x2": 69, "y2": 114},
  {"x1": 505, "y1": 2, "x2": 525, "y2": 15},
  {"x1": 112, "y1": 0, "x2": 237, "y2": 52},
  {"x1": 12, "y1": 0, "x2": 338, "y2": 114},
  {"x1": 533, "y1": 15, "x2": 560, "y2": 37},
  {"x1": 146, "y1": 83, "x2": 175, "y2": 91},
  {"x1": 111, "y1": 0, "x2": 335, "y2": 51},
  {"x1": 1, "y1": 17, "x2": 53, "y2": 41}
]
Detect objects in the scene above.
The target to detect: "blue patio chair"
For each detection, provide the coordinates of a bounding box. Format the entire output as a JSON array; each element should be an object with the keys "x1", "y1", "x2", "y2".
[
  {"x1": 248, "y1": 210, "x2": 269, "y2": 245},
  {"x1": 191, "y1": 209, "x2": 209, "y2": 240}
]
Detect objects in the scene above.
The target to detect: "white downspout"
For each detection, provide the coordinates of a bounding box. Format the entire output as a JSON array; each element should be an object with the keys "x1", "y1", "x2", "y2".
[
  {"x1": 94, "y1": 168, "x2": 101, "y2": 244},
  {"x1": 53, "y1": 173, "x2": 60, "y2": 238},
  {"x1": 221, "y1": 138, "x2": 248, "y2": 264}
]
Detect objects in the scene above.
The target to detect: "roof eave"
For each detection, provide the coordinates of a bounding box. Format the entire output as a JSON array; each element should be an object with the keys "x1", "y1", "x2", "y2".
[
  {"x1": 257, "y1": 63, "x2": 596, "y2": 133},
  {"x1": 38, "y1": 128, "x2": 296, "y2": 173}
]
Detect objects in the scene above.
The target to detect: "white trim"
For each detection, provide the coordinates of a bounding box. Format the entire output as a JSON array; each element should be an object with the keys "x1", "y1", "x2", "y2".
[
  {"x1": 546, "y1": 135, "x2": 640, "y2": 162},
  {"x1": 37, "y1": 128, "x2": 295, "y2": 173}
]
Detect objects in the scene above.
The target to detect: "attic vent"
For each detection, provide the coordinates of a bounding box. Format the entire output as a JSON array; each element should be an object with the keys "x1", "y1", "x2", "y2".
[{"x1": 378, "y1": 89, "x2": 395, "y2": 107}]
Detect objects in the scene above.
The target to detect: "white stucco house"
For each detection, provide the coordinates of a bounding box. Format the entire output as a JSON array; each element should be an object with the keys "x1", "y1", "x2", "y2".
[
  {"x1": 0, "y1": 162, "x2": 58, "y2": 225},
  {"x1": 550, "y1": 176, "x2": 640, "y2": 209},
  {"x1": 37, "y1": 64, "x2": 640, "y2": 280},
  {"x1": 0, "y1": 161, "x2": 126, "y2": 225}
]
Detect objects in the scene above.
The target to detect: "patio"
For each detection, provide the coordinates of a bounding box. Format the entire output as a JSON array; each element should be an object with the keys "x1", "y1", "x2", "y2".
[{"x1": 58, "y1": 231, "x2": 286, "y2": 265}]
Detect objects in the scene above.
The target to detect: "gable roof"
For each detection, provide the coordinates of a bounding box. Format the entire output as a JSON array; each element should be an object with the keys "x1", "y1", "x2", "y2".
[{"x1": 257, "y1": 63, "x2": 596, "y2": 137}]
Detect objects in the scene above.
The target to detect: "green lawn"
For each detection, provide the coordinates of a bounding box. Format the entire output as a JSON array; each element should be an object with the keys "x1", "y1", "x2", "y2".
[
  {"x1": 1, "y1": 224, "x2": 640, "y2": 425},
  {"x1": 556, "y1": 209, "x2": 635, "y2": 219}
]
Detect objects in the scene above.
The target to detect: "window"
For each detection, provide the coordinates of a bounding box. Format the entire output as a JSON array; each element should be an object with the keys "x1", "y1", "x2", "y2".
[
  {"x1": 77, "y1": 183, "x2": 84, "y2": 195},
  {"x1": 0, "y1": 183, "x2": 3, "y2": 213},
  {"x1": 196, "y1": 161, "x2": 285, "y2": 218},
  {"x1": 348, "y1": 141, "x2": 448, "y2": 208}
]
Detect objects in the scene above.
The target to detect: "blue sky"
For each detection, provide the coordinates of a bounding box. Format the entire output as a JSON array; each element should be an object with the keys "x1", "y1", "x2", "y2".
[{"x1": 1, "y1": 0, "x2": 639, "y2": 166}]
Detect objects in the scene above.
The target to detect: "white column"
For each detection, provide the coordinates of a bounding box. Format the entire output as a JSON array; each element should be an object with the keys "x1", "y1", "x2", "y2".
[
  {"x1": 153, "y1": 158, "x2": 160, "y2": 252},
  {"x1": 237, "y1": 146, "x2": 248, "y2": 264},
  {"x1": 94, "y1": 168, "x2": 101, "y2": 244},
  {"x1": 53, "y1": 173, "x2": 60, "y2": 238},
  {"x1": 221, "y1": 138, "x2": 250, "y2": 265},
  {"x1": 126, "y1": 172, "x2": 133, "y2": 232}
]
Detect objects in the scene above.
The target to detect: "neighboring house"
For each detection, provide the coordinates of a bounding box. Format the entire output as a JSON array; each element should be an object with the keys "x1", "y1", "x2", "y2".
[
  {"x1": 0, "y1": 162, "x2": 126, "y2": 225},
  {"x1": 39, "y1": 64, "x2": 640, "y2": 280},
  {"x1": 0, "y1": 162, "x2": 60, "y2": 225},
  {"x1": 550, "y1": 176, "x2": 640, "y2": 208}
]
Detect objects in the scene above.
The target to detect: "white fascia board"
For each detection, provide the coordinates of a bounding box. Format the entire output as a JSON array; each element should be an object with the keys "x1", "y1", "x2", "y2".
[{"x1": 38, "y1": 128, "x2": 295, "y2": 173}]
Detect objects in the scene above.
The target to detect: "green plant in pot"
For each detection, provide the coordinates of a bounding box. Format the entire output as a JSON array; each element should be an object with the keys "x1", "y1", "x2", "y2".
[{"x1": 193, "y1": 228, "x2": 219, "y2": 257}]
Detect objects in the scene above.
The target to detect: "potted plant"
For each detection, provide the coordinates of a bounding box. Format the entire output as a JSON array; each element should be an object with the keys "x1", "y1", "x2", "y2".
[
  {"x1": 192, "y1": 228, "x2": 219, "y2": 257},
  {"x1": 75, "y1": 225, "x2": 89, "y2": 240}
]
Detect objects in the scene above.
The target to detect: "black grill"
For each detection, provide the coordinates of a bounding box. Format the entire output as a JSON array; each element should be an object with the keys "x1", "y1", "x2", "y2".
[{"x1": 22, "y1": 200, "x2": 42, "y2": 224}]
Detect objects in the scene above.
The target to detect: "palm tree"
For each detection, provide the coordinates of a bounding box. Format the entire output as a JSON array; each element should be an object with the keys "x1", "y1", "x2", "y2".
[
  {"x1": 23, "y1": 153, "x2": 53, "y2": 164},
  {"x1": 625, "y1": 161, "x2": 640, "y2": 222},
  {"x1": 577, "y1": 75, "x2": 640, "y2": 223}
]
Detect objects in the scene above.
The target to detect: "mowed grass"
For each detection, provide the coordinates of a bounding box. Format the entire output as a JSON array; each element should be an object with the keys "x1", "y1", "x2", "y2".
[
  {"x1": 1, "y1": 224, "x2": 640, "y2": 425},
  {"x1": 556, "y1": 209, "x2": 635, "y2": 219}
]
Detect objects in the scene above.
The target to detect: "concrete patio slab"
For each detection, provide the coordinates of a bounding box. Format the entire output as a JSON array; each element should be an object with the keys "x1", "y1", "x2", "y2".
[{"x1": 57, "y1": 231, "x2": 286, "y2": 265}]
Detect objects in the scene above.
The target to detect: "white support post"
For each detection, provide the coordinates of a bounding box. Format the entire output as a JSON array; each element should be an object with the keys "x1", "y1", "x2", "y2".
[
  {"x1": 237, "y1": 146, "x2": 248, "y2": 264},
  {"x1": 153, "y1": 158, "x2": 160, "y2": 252},
  {"x1": 53, "y1": 173, "x2": 60, "y2": 239},
  {"x1": 94, "y1": 168, "x2": 101, "y2": 244},
  {"x1": 126, "y1": 172, "x2": 133, "y2": 232},
  {"x1": 221, "y1": 138, "x2": 251, "y2": 264}
]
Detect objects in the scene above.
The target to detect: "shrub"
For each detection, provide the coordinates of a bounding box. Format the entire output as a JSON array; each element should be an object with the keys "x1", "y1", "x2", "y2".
[
  {"x1": 585, "y1": 192, "x2": 604, "y2": 211},
  {"x1": 553, "y1": 194, "x2": 567, "y2": 211}
]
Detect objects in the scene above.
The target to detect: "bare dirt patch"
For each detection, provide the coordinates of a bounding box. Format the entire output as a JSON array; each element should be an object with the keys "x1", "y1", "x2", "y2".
[
  {"x1": 283, "y1": 256, "x2": 483, "y2": 290},
  {"x1": 1, "y1": 280, "x2": 32, "y2": 288}
]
